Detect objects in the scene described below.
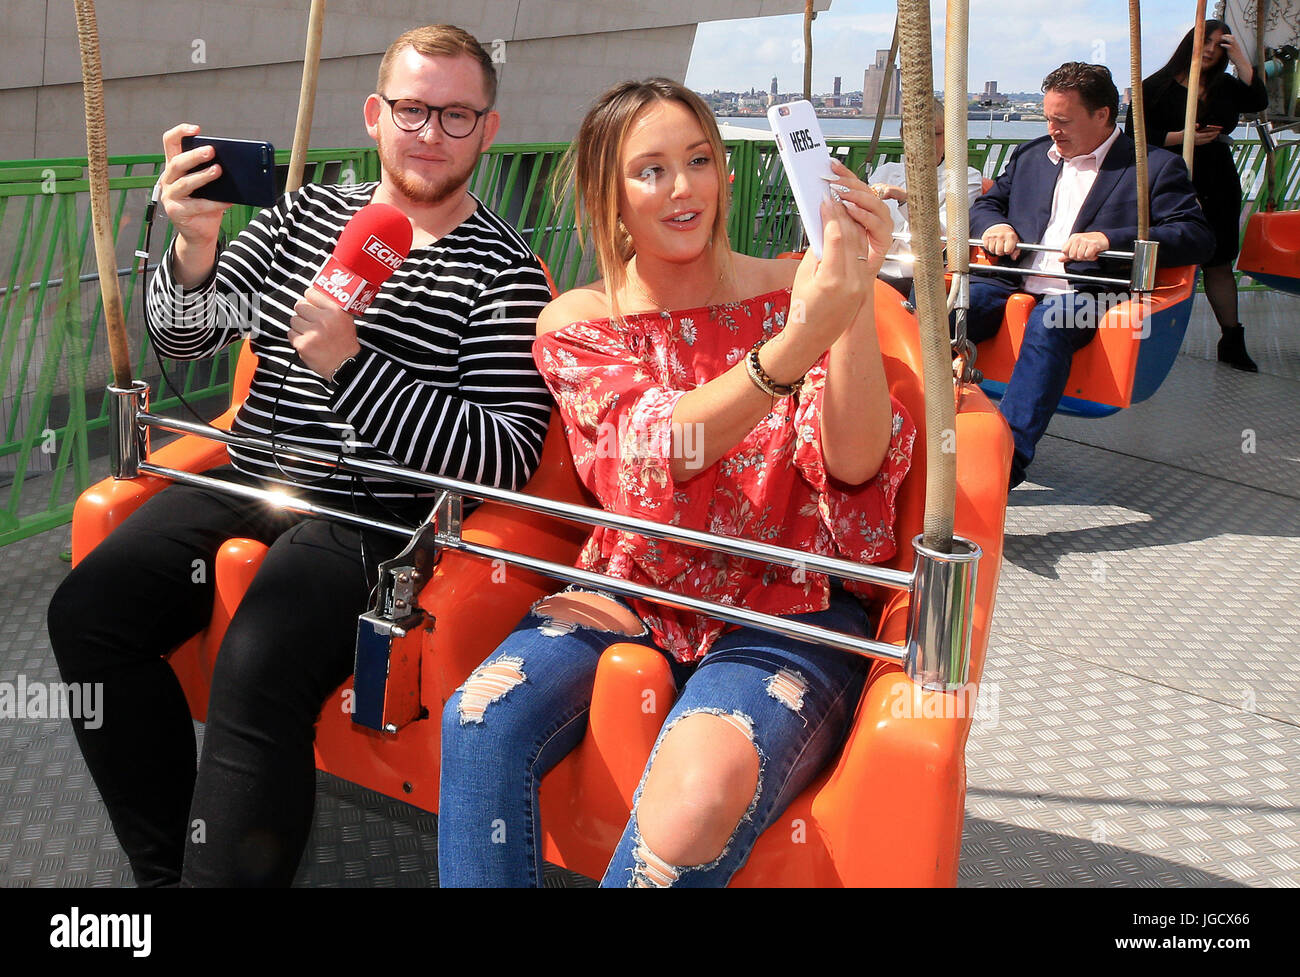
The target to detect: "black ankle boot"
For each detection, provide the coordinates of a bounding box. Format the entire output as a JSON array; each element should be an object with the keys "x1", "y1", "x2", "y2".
[{"x1": 1217, "y1": 324, "x2": 1258, "y2": 373}]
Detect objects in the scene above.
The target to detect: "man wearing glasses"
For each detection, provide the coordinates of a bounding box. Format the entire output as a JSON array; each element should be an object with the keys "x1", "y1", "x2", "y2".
[{"x1": 48, "y1": 25, "x2": 553, "y2": 887}]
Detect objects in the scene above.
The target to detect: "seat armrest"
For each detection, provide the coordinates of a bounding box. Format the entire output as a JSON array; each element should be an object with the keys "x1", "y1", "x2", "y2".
[
  {"x1": 813, "y1": 668, "x2": 970, "y2": 886},
  {"x1": 71, "y1": 431, "x2": 232, "y2": 564}
]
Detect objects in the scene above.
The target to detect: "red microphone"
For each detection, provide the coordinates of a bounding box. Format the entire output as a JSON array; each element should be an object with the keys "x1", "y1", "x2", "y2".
[{"x1": 312, "y1": 202, "x2": 413, "y2": 314}]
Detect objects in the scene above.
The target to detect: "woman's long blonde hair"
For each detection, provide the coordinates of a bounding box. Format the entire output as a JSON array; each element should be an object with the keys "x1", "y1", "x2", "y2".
[{"x1": 556, "y1": 78, "x2": 732, "y2": 316}]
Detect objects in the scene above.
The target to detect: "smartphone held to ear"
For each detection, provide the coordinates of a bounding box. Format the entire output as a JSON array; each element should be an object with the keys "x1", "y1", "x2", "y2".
[
  {"x1": 767, "y1": 100, "x2": 835, "y2": 257},
  {"x1": 180, "y1": 135, "x2": 278, "y2": 207}
]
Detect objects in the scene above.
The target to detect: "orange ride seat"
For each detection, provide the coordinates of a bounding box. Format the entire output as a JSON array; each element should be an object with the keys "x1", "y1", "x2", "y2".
[
  {"x1": 532, "y1": 282, "x2": 1012, "y2": 885},
  {"x1": 965, "y1": 247, "x2": 1198, "y2": 417},
  {"x1": 1237, "y1": 209, "x2": 1300, "y2": 295},
  {"x1": 71, "y1": 275, "x2": 1012, "y2": 886}
]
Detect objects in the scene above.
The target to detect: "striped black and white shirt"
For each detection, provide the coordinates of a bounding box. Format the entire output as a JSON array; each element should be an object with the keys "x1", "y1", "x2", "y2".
[{"x1": 146, "y1": 182, "x2": 553, "y2": 501}]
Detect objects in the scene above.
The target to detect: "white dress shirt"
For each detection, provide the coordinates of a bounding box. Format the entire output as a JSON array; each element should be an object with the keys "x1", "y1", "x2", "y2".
[
  {"x1": 1022, "y1": 124, "x2": 1122, "y2": 295},
  {"x1": 869, "y1": 159, "x2": 984, "y2": 280}
]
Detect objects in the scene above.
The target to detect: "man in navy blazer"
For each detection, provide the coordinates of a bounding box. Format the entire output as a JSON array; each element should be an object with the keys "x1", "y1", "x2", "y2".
[{"x1": 962, "y1": 62, "x2": 1214, "y2": 488}]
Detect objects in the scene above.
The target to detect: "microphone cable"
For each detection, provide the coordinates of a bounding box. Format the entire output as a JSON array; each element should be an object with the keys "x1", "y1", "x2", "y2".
[
  {"x1": 140, "y1": 185, "x2": 379, "y2": 593},
  {"x1": 138, "y1": 177, "x2": 219, "y2": 428}
]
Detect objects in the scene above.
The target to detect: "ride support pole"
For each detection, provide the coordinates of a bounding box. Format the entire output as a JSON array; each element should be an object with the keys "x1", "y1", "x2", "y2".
[
  {"x1": 288, "y1": 0, "x2": 327, "y2": 193},
  {"x1": 945, "y1": 0, "x2": 972, "y2": 374},
  {"x1": 1258, "y1": 0, "x2": 1278, "y2": 210},
  {"x1": 73, "y1": 0, "x2": 133, "y2": 389},
  {"x1": 1130, "y1": 0, "x2": 1150, "y2": 240},
  {"x1": 1182, "y1": 0, "x2": 1209, "y2": 176},
  {"x1": 803, "y1": 0, "x2": 814, "y2": 101},
  {"x1": 897, "y1": 0, "x2": 957, "y2": 552}
]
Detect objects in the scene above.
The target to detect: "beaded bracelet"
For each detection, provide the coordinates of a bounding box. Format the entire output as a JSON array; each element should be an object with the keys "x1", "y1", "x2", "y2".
[{"x1": 744, "y1": 340, "x2": 804, "y2": 398}]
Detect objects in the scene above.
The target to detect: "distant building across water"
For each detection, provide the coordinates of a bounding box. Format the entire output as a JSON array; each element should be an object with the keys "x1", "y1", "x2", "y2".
[{"x1": 862, "y1": 49, "x2": 902, "y2": 116}]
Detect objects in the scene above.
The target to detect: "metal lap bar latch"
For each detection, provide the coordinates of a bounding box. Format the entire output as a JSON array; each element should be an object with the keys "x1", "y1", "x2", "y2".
[{"x1": 351, "y1": 497, "x2": 450, "y2": 733}]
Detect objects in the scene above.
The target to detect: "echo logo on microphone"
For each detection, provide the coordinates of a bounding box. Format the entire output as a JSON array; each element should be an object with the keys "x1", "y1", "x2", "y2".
[
  {"x1": 363, "y1": 235, "x2": 405, "y2": 271},
  {"x1": 314, "y1": 259, "x2": 379, "y2": 314}
]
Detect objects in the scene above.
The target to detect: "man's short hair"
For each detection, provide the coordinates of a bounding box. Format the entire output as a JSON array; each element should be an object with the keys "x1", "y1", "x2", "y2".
[
  {"x1": 1042, "y1": 62, "x2": 1118, "y2": 125},
  {"x1": 377, "y1": 24, "x2": 498, "y2": 107}
]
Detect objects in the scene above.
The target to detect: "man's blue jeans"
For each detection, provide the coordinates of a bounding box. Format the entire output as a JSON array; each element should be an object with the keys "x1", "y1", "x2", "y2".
[
  {"x1": 961, "y1": 279, "x2": 1100, "y2": 486},
  {"x1": 437, "y1": 587, "x2": 871, "y2": 887}
]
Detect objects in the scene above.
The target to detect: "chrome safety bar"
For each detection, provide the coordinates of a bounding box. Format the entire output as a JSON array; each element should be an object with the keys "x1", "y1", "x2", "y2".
[
  {"x1": 136, "y1": 462, "x2": 413, "y2": 536},
  {"x1": 1260, "y1": 118, "x2": 1300, "y2": 138},
  {"x1": 109, "y1": 381, "x2": 150, "y2": 479},
  {"x1": 121, "y1": 406, "x2": 981, "y2": 689},
  {"x1": 136, "y1": 460, "x2": 910, "y2": 664},
  {"x1": 893, "y1": 230, "x2": 1140, "y2": 262},
  {"x1": 961, "y1": 263, "x2": 1134, "y2": 289},
  {"x1": 891, "y1": 233, "x2": 1159, "y2": 292},
  {"x1": 136, "y1": 411, "x2": 913, "y2": 591}
]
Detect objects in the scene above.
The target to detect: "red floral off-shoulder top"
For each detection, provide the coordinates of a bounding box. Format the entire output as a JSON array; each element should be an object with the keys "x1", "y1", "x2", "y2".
[{"x1": 533, "y1": 286, "x2": 915, "y2": 663}]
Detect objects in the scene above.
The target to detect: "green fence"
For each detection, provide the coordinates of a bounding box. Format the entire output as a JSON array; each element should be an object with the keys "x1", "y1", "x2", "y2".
[{"x1": 0, "y1": 136, "x2": 1293, "y2": 546}]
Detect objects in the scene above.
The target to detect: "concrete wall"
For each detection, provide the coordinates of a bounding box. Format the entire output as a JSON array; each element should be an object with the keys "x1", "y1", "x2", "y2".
[
  {"x1": 496, "y1": 25, "x2": 699, "y2": 145},
  {"x1": 1, "y1": 0, "x2": 829, "y2": 159}
]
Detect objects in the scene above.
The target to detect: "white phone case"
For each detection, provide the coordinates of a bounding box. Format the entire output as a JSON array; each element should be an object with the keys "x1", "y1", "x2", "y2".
[{"x1": 767, "y1": 100, "x2": 835, "y2": 258}]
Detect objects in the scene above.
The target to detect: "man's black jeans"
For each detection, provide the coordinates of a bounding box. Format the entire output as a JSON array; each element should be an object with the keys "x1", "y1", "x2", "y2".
[{"x1": 47, "y1": 467, "x2": 428, "y2": 886}]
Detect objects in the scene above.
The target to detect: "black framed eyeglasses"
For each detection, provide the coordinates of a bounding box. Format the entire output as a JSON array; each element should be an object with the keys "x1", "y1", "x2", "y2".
[{"x1": 379, "y1": 96, "x2": 488, "y2": 138}]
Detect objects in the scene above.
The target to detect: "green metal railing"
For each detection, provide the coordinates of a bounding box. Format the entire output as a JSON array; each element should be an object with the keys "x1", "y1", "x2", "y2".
[{"x1": 0, "y1": 135, "x2": 1294, "y2": 546}]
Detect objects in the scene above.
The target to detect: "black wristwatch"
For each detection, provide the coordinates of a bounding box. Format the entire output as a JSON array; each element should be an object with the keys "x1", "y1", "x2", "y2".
[{"x1": 329, "y1": 352, "x2": 362, "y2": 386}]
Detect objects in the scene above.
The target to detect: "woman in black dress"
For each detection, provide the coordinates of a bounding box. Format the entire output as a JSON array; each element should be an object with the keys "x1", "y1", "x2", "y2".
[{"x1": 1127, "y1": 20, "x2": 1268, "y2": 371}]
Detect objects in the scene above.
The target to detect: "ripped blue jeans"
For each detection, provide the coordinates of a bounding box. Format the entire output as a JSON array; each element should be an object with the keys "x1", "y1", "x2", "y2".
[{"x1": 436, "y1": 586, "x2": 871, "y2": 887}]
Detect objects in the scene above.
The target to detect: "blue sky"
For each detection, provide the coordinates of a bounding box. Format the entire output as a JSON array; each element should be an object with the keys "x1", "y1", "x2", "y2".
[{"x1": 685, "y1": 0, "x2": 1212, "y2": 95}]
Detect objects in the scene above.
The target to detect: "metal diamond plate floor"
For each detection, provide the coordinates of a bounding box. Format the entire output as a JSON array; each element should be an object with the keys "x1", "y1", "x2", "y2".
[{"x1": 1, "y1": 294, "x2": 1296, "y2": 887}]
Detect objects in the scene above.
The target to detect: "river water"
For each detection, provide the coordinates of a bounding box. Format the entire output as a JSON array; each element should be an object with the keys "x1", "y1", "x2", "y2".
[{"x1": 715, "y1": 116, "x2": 1256, "y2": 140}]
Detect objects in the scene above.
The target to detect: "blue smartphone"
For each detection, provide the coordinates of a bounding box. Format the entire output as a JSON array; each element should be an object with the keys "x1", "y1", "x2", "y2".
[{"x1": 180, "y1": 135, "x2": 278, "y2": 207}]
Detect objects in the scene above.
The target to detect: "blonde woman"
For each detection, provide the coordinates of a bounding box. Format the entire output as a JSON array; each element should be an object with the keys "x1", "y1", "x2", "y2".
[{"x1": 438, "y1": 79, "x2": 915, "y2": 887}]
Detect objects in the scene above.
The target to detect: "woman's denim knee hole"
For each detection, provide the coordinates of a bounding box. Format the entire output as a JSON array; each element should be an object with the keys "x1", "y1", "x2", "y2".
[
  {"x1": 617, "y1": 706, "x2": 765, "y2": 888},
  {"x1": 454, "y1": 655, "x2": 527, "y2": 725},
  {"x1": 764, "y1": 668, "x2": 809, "y2": 716},
  {"x1": 527, "y1": 586, "x2": 650, "y2": 638}
]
